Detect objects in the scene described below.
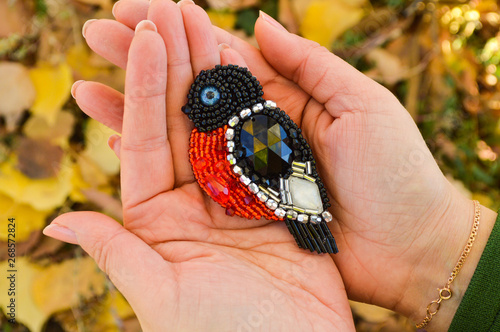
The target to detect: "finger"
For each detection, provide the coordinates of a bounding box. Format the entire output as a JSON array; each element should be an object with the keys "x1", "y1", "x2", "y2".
[
  {"x1": 108, "y1": 135, "x2": 121, "y2": 159},
  {"x1": 72, "y1": 81, "x2": 124, "y2": 133},
  {"x1": 255, "y1": 12, "x2": 379, "y2": 117},
  {"x1": 179, "y1": 0, "x2": 220, "y2": 75},
  {"x1": 84, "y1": 19, "x2": 134, "y2": 69},
  {"x1": 43, "y1": 212, "x2": 176, "y2": 319},
  {"x1": 219, "y1": 44, "x2": 247, "y2": 67},
  {"x1": 148, "y1": 0, "x2": 194, "y2": 186},
  {"x1": 121, "y1": 20, "x2": 172, "y2": 208},
  {"x1": 113, "y1": 0, "x2": 149, "y2": 29},
  {"x1": 214, "y1": 26, "x2": 309, "y2": 121}
]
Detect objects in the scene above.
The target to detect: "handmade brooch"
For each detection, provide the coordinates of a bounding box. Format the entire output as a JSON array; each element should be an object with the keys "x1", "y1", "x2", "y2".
[{"x1": 182, "y1": 65, "x2": 338, "y2": 254}]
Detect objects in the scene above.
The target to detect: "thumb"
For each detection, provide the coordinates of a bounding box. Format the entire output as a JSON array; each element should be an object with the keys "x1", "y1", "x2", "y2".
[
  {"x1": 255, "y1": 12, "x2": 382, "y2": 117},
  {"x1": 43, "y1": 212, "x2": 175, "y2": 307}
]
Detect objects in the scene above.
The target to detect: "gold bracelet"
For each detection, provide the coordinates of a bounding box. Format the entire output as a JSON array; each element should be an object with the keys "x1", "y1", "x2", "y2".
[{"x1": 415, "y1": 200, "x2": 481, "y2": 329}]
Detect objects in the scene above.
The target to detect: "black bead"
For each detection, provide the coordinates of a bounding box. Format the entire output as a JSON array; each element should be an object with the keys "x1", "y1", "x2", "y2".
[{"x1": 181, "y1": 105, "x2": 191, "y2": 114}]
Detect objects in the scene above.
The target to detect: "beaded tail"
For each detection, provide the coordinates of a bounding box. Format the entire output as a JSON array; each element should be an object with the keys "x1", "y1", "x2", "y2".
[{"x1": 285, "y1": 219, "x2": 338, "y2": 254}]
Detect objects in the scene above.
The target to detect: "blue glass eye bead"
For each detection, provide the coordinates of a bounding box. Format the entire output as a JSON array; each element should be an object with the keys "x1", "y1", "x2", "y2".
[{"x1": 200, "y1": 86, "x2": 221, "y2": 106}]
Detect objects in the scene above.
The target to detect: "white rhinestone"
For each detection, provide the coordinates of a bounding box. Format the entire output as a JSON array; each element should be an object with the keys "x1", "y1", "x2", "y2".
[
  {"x1": 256, "y1": 192, "x2": 268, "y2": 202},
  {"x1": 233, "y1": 165, "x2": 243, "y2": 176},
  {"x1": 227, "y1": 154, "x2": 236, "y2": 165},
  {"x1": 228, "y1": 116, "x2": 239, "y2": 127},
  {"x1": 227, "y1": 141, "x2": 235, "y2": 153},
  {"x1": 289, "y1": 176, "x2": 323, "y2": 213},
  {"x1": 322, "y1": 211, "x2": 333, "y2": 222},
  {"x1": 310, "y1": 215, "x2": 321, "y2": 224},
  {"x1": 264, "y1": 100, "x2": 277, "y2": 109},
  {"x1": 275, "y1": 208, "x2": 286, "y2": 218},
  {"x1": 252, "y1": 103, "x2": 264, "y2": 113},
  {"x1": 266, "y1": 199, "x2": 278, "y2": 210},
  {"x1": 240, "y1": 175, "x2": 251, "y2": 186},
  {"x1": 286, "y1": 210, "x2": 298, "y2": 220},
  {"x1": 240, "y1": 108, "x2": 251, "y2": 119},
  {"x1": 249, "y1": 183, "x2": 259, "y2": 194},
  {"x1": 297, "y1": 214, "x2": 309, "y2": 224},
  {"x1": 225, "y1": 128, "x2": 235, "y2": 140}
]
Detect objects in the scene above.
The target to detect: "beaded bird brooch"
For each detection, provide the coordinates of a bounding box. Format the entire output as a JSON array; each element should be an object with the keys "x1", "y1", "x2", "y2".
[{"x1": 183, "y1": 65, "x2": 338, "y2": 254}]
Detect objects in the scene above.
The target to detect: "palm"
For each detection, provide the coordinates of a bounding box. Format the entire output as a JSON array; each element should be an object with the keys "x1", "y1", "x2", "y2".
[
  {"x1": 72, "y1": 0, "x2": 455, "y2": 327},
  {"x1": 121, "y1": 182, "x2": 353, "y2": 331},
  {"x1": 247, "y1": 66, "x2": 449, "y2": 308}
]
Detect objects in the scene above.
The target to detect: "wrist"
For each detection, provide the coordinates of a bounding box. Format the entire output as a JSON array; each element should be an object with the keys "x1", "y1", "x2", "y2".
[{"x1": 396, "y1": 184, "x2": 497, "y2": 330}]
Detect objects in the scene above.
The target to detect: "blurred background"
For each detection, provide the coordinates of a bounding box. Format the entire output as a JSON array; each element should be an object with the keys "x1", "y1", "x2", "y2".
[{"x1": 0, "y1": 0, "x2": 499, "y2": 331}]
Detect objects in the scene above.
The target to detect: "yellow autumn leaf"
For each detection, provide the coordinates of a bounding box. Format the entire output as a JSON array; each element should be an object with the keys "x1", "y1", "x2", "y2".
[
  {"x1": 208, "y1": 9, "x2": 237, "y2": 30},
  {"x1": 29, "y1": 62, "x2": 72, "y2": 125},
  {"x1": 84, "y1": 119, "x2": 120, "y2": 176},
  {"x1": 0, "y1": 156, "x2": 73, "y2": 211},
  {"x1": 69, "y1": 163, "x2": 91, "y2": 202},
  {"x1": 0, "y1": 257, "x2": 107, "y2": 332},
  {"x1": 349, "y1": 301, "x2": 394, "y2": 323},
  {"x1": 0, "y1": 193, "x2": 51, "y2": 242},
  {"x1": 86, "y1": 290, "x2": 136, "y2": 331},
  {"x1": 33, "y1": 257, "x2": 107, "y2": 316},
  {"x1": 300, "y1": 0, "x2": 365, "y2": 47},
  {"x1": 67, "y1": 43, "x2": 109, "y2": 80}
]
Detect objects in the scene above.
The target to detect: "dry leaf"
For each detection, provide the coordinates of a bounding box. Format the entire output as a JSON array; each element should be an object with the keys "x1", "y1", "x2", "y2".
[
  {"x1": 53, "y1": 288, "x2": 135, "y2": 332},
  {"x1": 0, "y1": 62, "x2": 36, "y2": 131},
  {"x1": 365, "y1": 48, "x2": 408, "y2": 85},
  {"x1": 83, "y1": 119, "x2": 120, "y2": 176},
  {"x1": 0, "y1": 157, "x2": 73, "y2": 211},
  {"x1": 0, "y1": 193, "x2": 50, "y2": 242},
  {"x1": 300, "y1": 0, "x2": 366, "y2": 47},
  {"x1": 23, "y1": 110, "x2": 75, "y2": 147},
  {"x1": 16, "y1": 138, "x2": 64, "y2": 179},
  {"x1": 74, "y1": 0, "x2": 112, "y2": 9},
  {"x1": 0, "y1": 0, "x2": 33, "y2": 37},
  {"x1": 0, "y1": 257, "x2": 107, "y2": 332},
  {"x1": 29, "y1": 62, "x2": 73, "y2": 125}
]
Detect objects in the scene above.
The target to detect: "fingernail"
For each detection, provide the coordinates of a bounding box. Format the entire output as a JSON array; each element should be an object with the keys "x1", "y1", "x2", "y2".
[
  {"x1": 112, "y1": 0, "x2": 120, "y2": 18},
  {"x1": 108, "y1": 135, "x2": 121, "y2": 159},
  {"x1": 43, "y1": 224, "x2": 79, "y2": 244},
  {"x1": 259, "y1": 11, "x2": 287, "y2": 32},
  {"x1": 218, "y1": 43, "x2": 230, "y2": 52},
  {"x1": 71, "y1": 80, "x2": 85, "y2": 99},
  {"x1": 135, "y1": 20, "x2": 158, "y2": 34},
  {"x1": 82, "y1": 19, "x2": 97, "y2": 38},
  {"x1": 178, "y1": 0, "x2": 194, "y2": 8}
]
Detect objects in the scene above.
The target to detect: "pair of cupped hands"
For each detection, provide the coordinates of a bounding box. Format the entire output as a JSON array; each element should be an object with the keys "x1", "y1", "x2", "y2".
[{"x1": 43, "y1": 0, "x2": 480, "y2": 330}]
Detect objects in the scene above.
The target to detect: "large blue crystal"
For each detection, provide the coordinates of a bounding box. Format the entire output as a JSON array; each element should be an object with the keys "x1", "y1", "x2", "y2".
[{"x1": 239, "y1": 115, "x2": 293, "y2": 178}]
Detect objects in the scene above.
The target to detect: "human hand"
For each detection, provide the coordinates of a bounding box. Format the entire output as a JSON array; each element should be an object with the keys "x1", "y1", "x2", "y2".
[
  {"x1": 70, "y1": 0, "x2": 499, "y2": 330},
  {"x1": 43, "y1": 1, "x2": 355, "y2": 331}
]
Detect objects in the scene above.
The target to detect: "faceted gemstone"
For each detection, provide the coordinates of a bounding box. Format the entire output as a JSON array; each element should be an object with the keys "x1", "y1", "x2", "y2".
[
  {"x1": 225, "y1": 206, "x2": 235, "y2": 216},
  {"x1": 239, "y1": 115, "x2": 293, "y2": 178},
  {"x1": 206, "y1": 175, "x2": 229, "y2": 204},
  {"x1": 243, "y1": 195, "x2": 255, "y2": 205},
  {"x1": 289, "y1": 176, "x2": 324, "y2": 213}
]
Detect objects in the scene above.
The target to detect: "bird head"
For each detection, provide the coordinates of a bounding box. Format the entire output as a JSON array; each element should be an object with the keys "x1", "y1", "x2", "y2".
[{"x1": 182, "y1": 64, "x2": 264, "y2": 132}]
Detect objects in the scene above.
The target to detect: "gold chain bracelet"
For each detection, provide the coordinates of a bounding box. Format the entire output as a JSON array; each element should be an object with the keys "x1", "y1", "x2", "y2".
[{"x1": 415, "y1": 200, "x2": 481, "y2": 329}]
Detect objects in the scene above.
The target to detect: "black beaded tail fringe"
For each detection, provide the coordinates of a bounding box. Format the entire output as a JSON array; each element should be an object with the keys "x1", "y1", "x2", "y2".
[{"x1": 285, "y1": 219, "x2": 338, "y2": 254}]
